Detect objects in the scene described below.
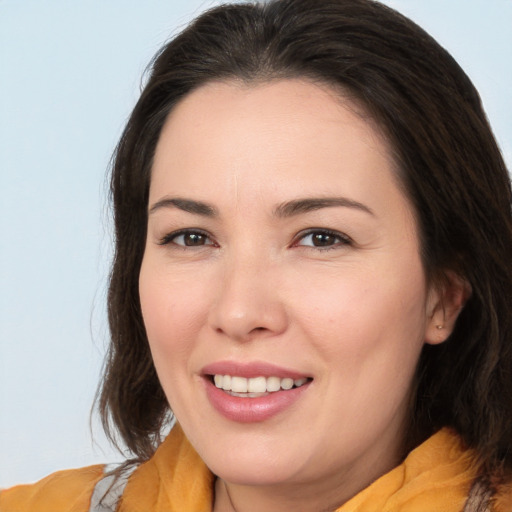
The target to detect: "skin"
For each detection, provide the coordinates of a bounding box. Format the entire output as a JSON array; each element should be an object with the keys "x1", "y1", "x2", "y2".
[{"x1": 139, "y1": 79, "x2": 465, "y2": 512}]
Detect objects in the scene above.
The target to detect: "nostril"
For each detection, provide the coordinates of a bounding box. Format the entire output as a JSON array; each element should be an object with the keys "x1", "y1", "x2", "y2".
[{"x1": 209, "y1": 299, "x2": 288, "y2": 341}]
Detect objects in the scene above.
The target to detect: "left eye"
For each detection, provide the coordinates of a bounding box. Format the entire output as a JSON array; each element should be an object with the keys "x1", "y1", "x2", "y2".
[
  {"x1": 296, "y1": 230, "x2": 350, "y2": 248},
  {"x1": 160, "y1": 230, "x2": 213, "y2": 247}
]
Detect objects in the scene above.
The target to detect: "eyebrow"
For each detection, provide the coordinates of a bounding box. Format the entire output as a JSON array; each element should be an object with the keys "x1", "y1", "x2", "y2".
[
  {"x1": 273, "y1": 197, "x2": 374, "y2": 217},
  {"x1": 148, "y1": 195, "x2": 374, "y2": 218},
  {"x1": 149, "y1": 197, "x2": 218, "y2": 217}
]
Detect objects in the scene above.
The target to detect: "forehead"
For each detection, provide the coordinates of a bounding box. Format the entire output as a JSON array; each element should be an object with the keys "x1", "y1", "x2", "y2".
[
  {"x1": 154, "y1": 79, "x2": 389, "y2": 159},
  {"x1": 149, "y1": 79, "x2": 409, "y2": 225}
]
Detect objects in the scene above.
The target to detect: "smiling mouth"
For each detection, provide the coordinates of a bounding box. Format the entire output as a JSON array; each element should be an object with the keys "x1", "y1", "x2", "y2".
[{"x1": 210, "y1": 374, "x2": 312, "y2": 397}]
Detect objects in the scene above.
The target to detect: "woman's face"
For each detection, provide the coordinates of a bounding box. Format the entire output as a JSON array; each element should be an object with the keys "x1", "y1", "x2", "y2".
[{"x1": 139, "y1": 79, "x2": 446, "y2": 496}]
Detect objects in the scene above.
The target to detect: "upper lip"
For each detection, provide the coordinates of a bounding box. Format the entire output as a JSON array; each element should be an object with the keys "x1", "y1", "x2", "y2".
[{"x1": 201, "y1": 360, "x2": 311, "y2": 380}]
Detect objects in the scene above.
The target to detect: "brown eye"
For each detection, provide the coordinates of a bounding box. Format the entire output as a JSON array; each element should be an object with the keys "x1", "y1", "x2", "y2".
[
  {"x1": 297, "y1": 230, "x2": 350, "y2": 249},
  {"x1": 181, "y1": 232, "x2": 208, "y2": 246},
  {"x1": 160, "y1": 230, "x2": 213, "y2": 247},
  {"x1": 311, "y1": 232, "x2": 337, "y2": 246}
]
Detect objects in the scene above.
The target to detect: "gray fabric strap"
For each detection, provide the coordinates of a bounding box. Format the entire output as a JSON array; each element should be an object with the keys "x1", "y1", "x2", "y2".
[
  {"x1": 89, "y1": 463, "x2": 138, "y2": 512},
  {"x1": 463, "y1": 478, "x2": 493, "y2": 512}
]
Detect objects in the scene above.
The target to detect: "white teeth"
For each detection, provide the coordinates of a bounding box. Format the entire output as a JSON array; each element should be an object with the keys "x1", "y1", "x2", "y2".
[
  {"x1": 231, "y1": 376, "x2": 248, "y2": 393},
  {"x1": 221, "y1": 375, "x2": 232, "y2": 391},
  {"x1": 281, "y1": 378, "x2": 294, "y2": 390},
  {"x1": 247, "y1": 376, "x2": 267, "y2": 393},
  {"x1": 266, "y1": 376, "x2": 281, "y2": 392},
  {"x1": 213, "y1": 375, "x2": 309, "y2": 393}
]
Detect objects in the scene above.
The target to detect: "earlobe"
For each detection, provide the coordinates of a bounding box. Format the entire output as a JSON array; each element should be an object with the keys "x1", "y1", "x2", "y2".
[{"x1": 425, "y1": 271, "x2": 472, "y2": 346}]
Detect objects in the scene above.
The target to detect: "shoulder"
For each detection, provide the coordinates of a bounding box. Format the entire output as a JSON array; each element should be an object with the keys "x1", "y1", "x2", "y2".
[{"x1": 0, "y1": 464, "x2": 105, "y2": 512}]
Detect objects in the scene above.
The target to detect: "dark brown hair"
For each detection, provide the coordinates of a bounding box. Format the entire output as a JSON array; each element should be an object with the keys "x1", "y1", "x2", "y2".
[{"x1": 98, "y1": 0, "x2": 512, "y2": 478}]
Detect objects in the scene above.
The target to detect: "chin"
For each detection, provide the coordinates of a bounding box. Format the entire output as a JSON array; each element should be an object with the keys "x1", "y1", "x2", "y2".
[
  {"x1": 212, "y1": 460, "x2": 304, "y2": 487},
  {"x1": 194, "y1": 431, "x2": 311, "y2": 486}
]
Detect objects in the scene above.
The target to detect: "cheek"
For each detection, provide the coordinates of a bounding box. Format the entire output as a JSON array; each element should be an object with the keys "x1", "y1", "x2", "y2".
[
  {"x1": 299, "y1": 268, "x2": 428, "y2": 429},
  {"x1": 139, "y1": 261, "x2": 210, "y2": 368},
  {"x1": 291, "y1": 261, "x2": 429, "y2": 362}
]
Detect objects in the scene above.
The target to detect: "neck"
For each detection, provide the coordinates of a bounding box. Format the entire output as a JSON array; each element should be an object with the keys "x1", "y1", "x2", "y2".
[
  {"x1": 213, "y1": 478, "x2": 347, "y2": 512},
  {"x1": 212, "y1": 457, "x2": 398, "y2": 512},
  {"x1": 211, "y1": 419, "x2": 406, "y2": 512}
]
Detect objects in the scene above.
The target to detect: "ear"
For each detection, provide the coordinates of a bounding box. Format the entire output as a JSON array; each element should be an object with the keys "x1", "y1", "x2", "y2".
[{"x1": 424, "y1": 271, "x2": 472, "y2": 345}]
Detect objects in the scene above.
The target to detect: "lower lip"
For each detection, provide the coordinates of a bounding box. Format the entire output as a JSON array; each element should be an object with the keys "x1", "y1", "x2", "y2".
[{"x1": 204, "y1": 378, "x2": 311, "y2": 423}]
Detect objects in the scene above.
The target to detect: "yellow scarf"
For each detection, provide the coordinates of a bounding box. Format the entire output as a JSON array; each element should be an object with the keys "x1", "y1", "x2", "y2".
[
  {"x1": 2, "y1": 424, "x2": 511, "y2": 511},
  {"x1": 119, "y1": 425, "x2": 477, "y2": 512}
]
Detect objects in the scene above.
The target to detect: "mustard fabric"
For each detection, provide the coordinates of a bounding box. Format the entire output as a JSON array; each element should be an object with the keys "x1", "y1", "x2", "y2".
[
  {"x1": 117, "y1": 425, "x2": 214, "y2": 512},
  {"x1": 337, "y1": 429, "x2": 477, "y2": 512},
  {"x1": 1, "y1": 425, "x2": 510, "y2": 512},
  {"x1": 0, "y1": 464, "x2": 104, "y2": 512}
]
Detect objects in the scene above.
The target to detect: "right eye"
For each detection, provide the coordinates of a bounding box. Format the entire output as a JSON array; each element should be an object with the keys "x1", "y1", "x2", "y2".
[{"x1": 159, "y1": 230, "x2": 214, "y2": 247}]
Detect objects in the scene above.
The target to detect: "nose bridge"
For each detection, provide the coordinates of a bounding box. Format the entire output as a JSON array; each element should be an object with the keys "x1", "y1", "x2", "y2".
[{"x1": 208, "y1": 244, "x2": 287, "y2": 341}]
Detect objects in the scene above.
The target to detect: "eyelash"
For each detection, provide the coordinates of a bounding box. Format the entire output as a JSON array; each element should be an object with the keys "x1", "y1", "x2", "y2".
[
  {"x1": 158, "y1": 228, "x2": 352, "y2": 250},
  {"x1": 293, "y1": 229, "x2": 352, "y2": 251},
  {"x1": 158, "y1": 229, "x2": 215, "y2": 248}
]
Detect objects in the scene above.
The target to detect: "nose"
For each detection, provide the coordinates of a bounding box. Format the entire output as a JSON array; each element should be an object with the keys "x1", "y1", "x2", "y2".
[{"x1": 207, "y1": 253, "x2": 288, "y2": 342}]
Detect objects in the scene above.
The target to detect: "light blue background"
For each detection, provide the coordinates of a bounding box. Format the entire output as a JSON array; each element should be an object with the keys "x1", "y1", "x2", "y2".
[{"x1": 1, "y1": 0, "x2": 511, "y2": 488}]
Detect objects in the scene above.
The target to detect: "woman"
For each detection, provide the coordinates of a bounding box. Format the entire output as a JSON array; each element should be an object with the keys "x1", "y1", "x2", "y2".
[{"x1": 2, "y1": 0, "x2": 511, "y2": 510}]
